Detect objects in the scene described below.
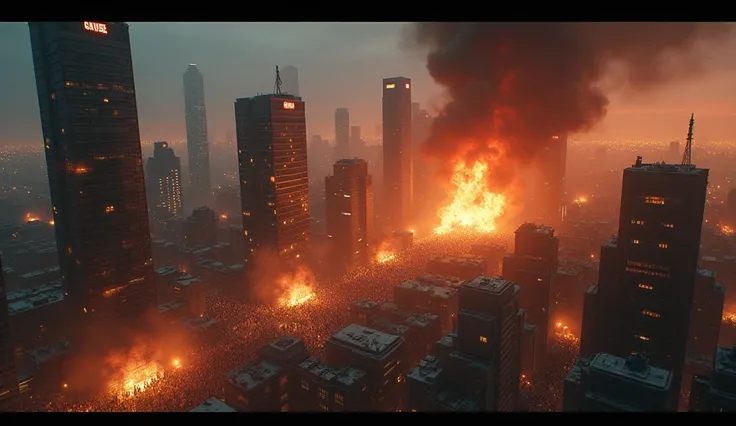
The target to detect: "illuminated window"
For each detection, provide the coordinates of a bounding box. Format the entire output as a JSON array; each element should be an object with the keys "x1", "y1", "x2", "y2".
[
  {"x1": 385, "y1": 83, "x2": 396, "y2": 89},
  {"x1": 635, "y1": 334, "x2": 650, "y2": 341},
  {"x1": 103, "y1": 98, "x2": 109, "y2": 103},
  {"x1": 632, "y1": 239, "x2": 640, "y2": 244},
  {"x1": 479, "y1": 336, "x2": 488, "y2": 343},
  {"x1": 318, "y1": 388, "x2": 329, "y2": 400},
  {"x1": 105, "y1": 205, "x2": 115, "y2": 213},
  {"x1": 334, "y1": 393, "x2": 344, "y2": 405},
  {"x1": 638, "y1": 283, "x2": 654, "y2": 290},
  {"x1": 405, "y1": 83, "x2": 410, "y2": 89},
  {"x1": 283, "y1": 101, "x2": 295, "y2": 110},
  {"x1": 537, "y1": 278, "x2": 543, "y2": 282},
  {"x1": 642, "y1": 309, "x2": 661, "y2": 318},
  {"x1": 662, "y1": 223, "x2": 674, "y2": 228},
  {"x1": 270, "y1": 176, "x2": 275, "y2": 182},
  {"x1": 631, "y1": 220, "x2": 645, "y2": 225},
  {"x1": 658, "y1": 243, "x2": 668, "y2": 249},
  {"x1": 644, "y1": 196, "x2": 666, "y2": 205}
]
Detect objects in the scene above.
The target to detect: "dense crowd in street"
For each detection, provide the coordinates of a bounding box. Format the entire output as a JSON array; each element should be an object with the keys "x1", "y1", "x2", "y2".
[{"x1": 21, "y1": 231, "x2": 586, "y2": 412}]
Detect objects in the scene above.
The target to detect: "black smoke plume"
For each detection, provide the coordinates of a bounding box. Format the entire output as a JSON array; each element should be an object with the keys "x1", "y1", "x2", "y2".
[{"x1": 406, "y1": 22, "x2": 733, "y2": 190}]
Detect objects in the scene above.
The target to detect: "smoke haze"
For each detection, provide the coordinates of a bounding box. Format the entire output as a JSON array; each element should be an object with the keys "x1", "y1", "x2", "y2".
[{"x1": 406, "y1": 22, "x2": 734, "y2": 191}]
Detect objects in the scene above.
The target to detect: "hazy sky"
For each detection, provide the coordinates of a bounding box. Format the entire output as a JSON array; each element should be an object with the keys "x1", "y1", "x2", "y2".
[{"x1": 0, "y1": 22, "x2": 735, "y2": 148}]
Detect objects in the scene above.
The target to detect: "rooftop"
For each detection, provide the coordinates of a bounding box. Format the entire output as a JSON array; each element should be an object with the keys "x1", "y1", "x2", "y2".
[
  {"x1": 181, "y1": 316, "x2": 219, "y2": 333},
  {"x1": 176, "y1": 275, "x2": 201, "y2": 287},
  {"x1": 416, "y1": 273, "x2": 465, "y2": 289},
  {"x1": 352, "y1": 299, "x2": 379, "y2": 310},
  {"x1": 372, "y1": 317, "x2": 410, "y2": 336},
  {"x1": 429, "y1": 256, "x2": 486, "y2": 268},
  {"x1": 329, "y1": 323, "x2": 402, "y2": 356},
  {"x1": 462, "y1": 276, "x2": 513, "y2": 295},
  {"x1": 298, "y1": 357, "x2": 366, "y2": 387},
  {"x1": 335, "y1": 158, "x2": 366, "y2": 165},
  {"x1": 190, "y1": 397, "x2": 236, "y2": 413},
  {"x1": 517, "y1": 222, "x2": 555, "y2": 236},
  {"x1": 396, "y1": 280, "x2": 456, "y2": 300},
  {"x1": 155, "y1": 266, "x2": 180, "y2": 276},
  {"x1": 627, "y1": 158, "x2": 707, "y2": 175},
  {"x1": 26, "y1": 340, "x2": 71, "y2": 364},
  {"x1": 20, "y1": 266, "x2": 60, "y2": 279},
  {"x1": 8, "y1": 289, "x2": 64, "y2": 315},
  {"x1": 435, "y1": 389, "x2": 479, "y2": 412},
  {"x1": 267, "y1": 336, "x2": 303, "y2": 352},
  {"x1": 157, "y1": 300, "x2": 186, "y2": 314},
  {"x1": 590, "y1": 353, "x2": 671, "y2": 390},
  {"x1": 227, "y1": 360, "x2": 281, "y2": 392},
  {"x1": 714, "y1": 345, "x2": 736, "y2": 377},
  {"x1": 7, "y1": 280, "x2": 63, "y2": 303},
  {"x1": 407, "y1": 355, "x2": 442, "y2": 385},
  {"x1": 696, "y1": 269, "x2": 717, "y2": 279}
]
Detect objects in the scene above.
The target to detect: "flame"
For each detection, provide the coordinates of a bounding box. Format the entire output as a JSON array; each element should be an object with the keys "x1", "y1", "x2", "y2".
[
  {"x1": 172, "y1": 358, "x2": 182, "y2": 369},
  {"x1": 554, "y1": 321, "x2": 579, "y2": 345},
  {"x1": 107, "y1": 358, "x2": 163, "y2": 398},
  {"x1": 720, "y1": 224, "x2": 734, "y2": 236},
  {"x1": 723, "y1": 312, "x2": 736, "y2": 327},
  {"x1": 434, "y1": 160, "x2": 506, "y2": 235},
  {"x1": 572, "y1": 196, "x2": 588, "y2": 206},
  {"x1": 375, "y1": 240, "x2": 398, "y2": 264},
  {"x1": 48, "y1": 220, "x2": 55, "y2": 226},
  {"x1": 277, "y1": 267, "x2": 316, "y2": 308},
  {"x1": 24, "y1": 212, "x2": 40, "y2": 223},
  {"x1": 219, "y1": 213, "x2": 228, "y2": 221}
]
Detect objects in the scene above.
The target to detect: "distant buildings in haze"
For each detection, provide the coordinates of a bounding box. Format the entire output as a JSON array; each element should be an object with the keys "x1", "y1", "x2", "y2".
[
  {"x1": 183, "y1": 64, "x2": 212, "y2": 194},
  {"x1": 146, "y1": 142, "x2": 184, "y2": 220},
  {"x1": 382, "y1": 77, "x2": 413, "y2": 232}
]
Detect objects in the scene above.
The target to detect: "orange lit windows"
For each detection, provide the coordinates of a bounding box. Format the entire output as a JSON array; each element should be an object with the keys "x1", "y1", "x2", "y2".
[
  {"x1": 632, "y1": 239, "x2": 640, "y2": 245},
  {"x1": 645, "y1": 196, "x2": 666, "y2": 205},
  {"x1": 631, "y1": 220, "x2": 645, "y2": 225},
  {"x1": 658, "y1": 243, "x2": 668, "y2": 249},
  {"x1": 318, "y1": 388, "x2": 329, "y2": 400},
  {"x1": 479, "y1": 336, "x2": 488, "y2": 343},
  {"x1": 105, "y1": 205, "x2": 115, "y2": 213},
  {"x1": 635, "y1": 334, "x2": 650, "y2": 341},
  {"x1": 642, "y1": 309, "x2": 661, "y2": 318},
  {"x1": 638, "y1": 283, "x2": 654, "y2": 291},
  {"x1": 662, "y1": 223, "x2": 674, "y2": 228}
]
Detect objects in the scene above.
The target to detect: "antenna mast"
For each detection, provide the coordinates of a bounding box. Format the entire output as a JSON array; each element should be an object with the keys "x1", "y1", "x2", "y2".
[
  {"x1": 273, "y1": 66, "x2": 283, "y2": 95},
  {"x1": 681, "y1": 113, "x2": 694, "y2": 166}
]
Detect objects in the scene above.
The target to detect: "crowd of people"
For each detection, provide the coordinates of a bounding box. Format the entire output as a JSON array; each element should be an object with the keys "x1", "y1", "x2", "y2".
[{"x1": 22, "y1": 231, "x2": 583, "y2": 412}]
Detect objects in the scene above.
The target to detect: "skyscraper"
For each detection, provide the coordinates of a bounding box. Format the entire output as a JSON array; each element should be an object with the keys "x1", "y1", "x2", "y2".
[
  {"x1": 29, "y1": 22, "x2": 156, "y2": 324},
  {"x1": 281, "y1": 65, "x2": 300, "y2": 97},
  {"x1": 382, "y1": 77, "x2": 413, "y2": 232},
  {"x1": 183, "y1": 64, "x2": 211, "y2": 193},
  {"x1": 335, "y1": 108, "x2": 350, "y2": 160},
  {"x1": 145, "y1": 142, "x2": 183, "y2": 219},
  {"x1": 325, "y1": 159, "x2": 374, "y2": 270},
  {"x1": 0, "y1": 255, "x2": 17, "y2": 411},
  {"x1": 502, "y1": 223, "x2": 559, "y2": 372},
  {"x1": 580, "y1": 157, "x2": 709, "y2": 408},
  {"x1": 235, "y1": 93, "x2": 310, "y2": 268},
  {"x1": 534, "y1": 135, "x2": 568, "y2": 226}
]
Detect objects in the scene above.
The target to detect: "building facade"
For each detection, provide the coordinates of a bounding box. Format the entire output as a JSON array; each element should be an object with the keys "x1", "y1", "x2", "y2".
[
  {"x1": 689, "y1": 345, "x2": 736, "y2": 412},
  {"x1": 382, "y1": 77, "x2": 413, "y2": 232},
  {"x1": 325, "y1": 159, "x2": 373, "y2": 269},
  {"x1": 183, "y1": 64, "x2": 211, "y2": 193},
  {"x1": 145, "y1": 142, "x2": 183, "y2": 219},
  {"x1": 580, "y1": 158, "x2": 710, "y2": 406},
  {"x1": 0, "y1": 255, "x2": 18, "y2": 411},
  {"x1": 29, "y1": 22, "x2": 156, "y2": 325},
  {"x1": 235, "y1": 94, "x2": 310, "y2": 268},
  {"x1": 532, "y1": 135, "x2": 568, "y2": 227},
  {"x1": 334, "y1": 108, "x2": 350, "y2": 160}
]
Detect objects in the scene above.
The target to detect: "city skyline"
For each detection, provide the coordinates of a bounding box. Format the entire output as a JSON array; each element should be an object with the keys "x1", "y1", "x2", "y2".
[{"x1": 0, "y1": 22, "x2": 735, "y2": 147}]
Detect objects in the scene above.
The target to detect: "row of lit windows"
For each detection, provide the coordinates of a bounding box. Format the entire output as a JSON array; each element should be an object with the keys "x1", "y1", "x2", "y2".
[
  {"x1": 642, "y1": 309, "x2": 661, "y2": 318},
  {"x1": 626, "y1": 261, "x2": 668, "y2": 272},
  {"x1": 630, "y1": 219, "x2": 675, "y2": 229},
  {"x1": 644, "y1": 196, "x2": 666, "y2": 205},
  {"x1": 631, "y1": 239, "x2": 668, "y2": 249},
  {"x1": 625, "y1": 266, "x2": 669, "y2": 278}
]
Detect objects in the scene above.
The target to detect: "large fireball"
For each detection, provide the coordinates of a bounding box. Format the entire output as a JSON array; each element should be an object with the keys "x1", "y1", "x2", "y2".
[
  {"x1": 277, "y1": 267, "x2": 316, "y2": 308},
  {"x1": 435, "y1": 160, "x2": 507, "y2": 235}
]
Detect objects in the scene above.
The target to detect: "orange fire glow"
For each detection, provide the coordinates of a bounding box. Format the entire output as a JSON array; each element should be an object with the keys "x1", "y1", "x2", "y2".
[
  {"x1": 24, "y1": 212, "x2": 40, "y2": 223},
  {"x1": 720, "y1": 224, "x2": 734, "y2": 236},
  {"x1": 572, "y1": 196, "x2": 588, "y2": 206},
  {"x1": 723, "y1": 312, "x2": 736, "y2": 327},
  {"x1": 554, "y1": 321, "x2": 579, "y2": 345},
  {"x1": 375, "y1": 240, "x2": 398, "y2": 264},
  {"x1": 219, "y1": 213, "x2": 228, "y2": 221},
  {"x1": 277, "y1": 266, "x2": 316, "y2": 308},
  {"x1": 48, "y1": 220, "x2": 55, "y2": 226},
  {"x1": 107, "y1": 357, "x2": 163, "y2": 398},
  {"x1": 434, "y1": 160, "x2": 506, "y2": 235}
]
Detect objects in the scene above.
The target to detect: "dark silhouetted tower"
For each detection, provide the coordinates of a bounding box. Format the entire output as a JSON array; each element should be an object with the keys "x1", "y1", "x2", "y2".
[
  {"x1": 146, "y1": 142, "x2": 183, "y2": 219},
  {"x1": 335, "y1": 108, "x2": 350, "y2": 160},
  {"x1": 325, "y1": 159, "x2": 374, "y2": 270},
  {"x1": 0, "y1": 255, "x2": 17, "y2": 411},
  {"x1": 235, "y1": 92, "x2": 310, "y2": 270},
  {"x1": 534, "y1": 135, "x2": 568, "y2": 226},
  {"x1": 382, "y1": 77, "x2": 412, "y2": 231},
  {"x1": 184, "y1": 64, "x2": 211, "y2": 193},
  {"x1": 29, "y1": 22, "x2": 156, "y2": 325}
]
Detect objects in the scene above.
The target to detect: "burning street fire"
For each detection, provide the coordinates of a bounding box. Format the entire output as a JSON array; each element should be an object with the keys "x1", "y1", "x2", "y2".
[
  {"x1": 277, "y1": 267, "x2": 316, "y2": 308},
  {"x1": 572, "y1": 196, "x2": 588, "y2": 206},
  {"x1": 435, "y1": 160, "x2": 506, "y2": 235},
  {"x1": 554, "y1": 321, "x2": 579, "y2": 345},
  {"x1": 723, "y1": 312, "x2": 736, "y2": 328},
  {"x1": 107, "y1": 358, "x2": 163, "y2": 398},
  {"x1": 720, "y1": 224, "x2": 734, "y2": 236},
  {"x1": 24, "y1": 212, "x2": 40, "y2": 223},
  {"x1": 374, "y1": 240, "x2": 398, "y2": 264}
]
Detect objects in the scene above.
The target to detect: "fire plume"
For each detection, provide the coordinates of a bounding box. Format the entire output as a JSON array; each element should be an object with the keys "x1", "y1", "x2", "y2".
[
  {"x1": 106, "y1": 353, "x2": 163, "y2": 398},
  {"x1": 720, "y1": 224, "x2": 734, "y2": 236},
  {"x1": 24, "y1": 212, "x2": 40, "y2": 223},
  {"x1": 277, "y1": 266, "x2": 316, "y2": 308},
  {"x1": 435, "y1": 160, "x2": 506, "y2": 235},
  {"x1": 375, "y1": 240, "x2": 398, "y2": 264}
]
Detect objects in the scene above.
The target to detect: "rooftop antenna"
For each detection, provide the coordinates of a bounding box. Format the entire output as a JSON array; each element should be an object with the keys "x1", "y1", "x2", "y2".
[
  {"x1": 681, "y1": 113, "x2": 695, "y2": 166},
  {"x1": 273, "y1": 65, "x2": 283, "y2": 95}
]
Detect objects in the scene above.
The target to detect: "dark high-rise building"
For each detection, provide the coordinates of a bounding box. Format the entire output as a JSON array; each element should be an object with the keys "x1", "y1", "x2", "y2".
[
  {"x1": 406, "y1": 276, "x2": 522, "y2": 412},
  {"x1": 580, "y1": 158, "x2": 709, "y2": 408},
  {"x1": 335, "y1": 108, "x2": 350, "y2": 160},
  {"x1": 689, "y1": 344, "x2": 736, "y2": 412},
  {"x1": 382, "y1": 77, "x2": 413, "y2": 231},
  {"x1": 146, "y1": 141, "x2": 183, "y2": 219},
  {"x1": 687, "y1": 269, "x2": 724, "y2": 362},
  {"x1": 183, "y1": 206, "x2": 218, "y2": 248},
  {"x1": 29, "y1": 22, "x2": 156, "y2": 324},
  {"x1": 325, "y1": 159, "x2": 374, "y2": 269},
  {"x1": 183, "y1": 64, "x2": 211, "y2": 193},
  {"x1": 502, "y1": 223, "x2": 558, "y2": 371},
  {"x1": 235, "y1": 93, "x2": 310, "y2": 267},
  {"x1": 533, "y1": 135, "x2": 568, "y2": 226},
  {"x1": 563, "y1": 353, "x2": 673, "y2": 412},
  {"x1": 281, "y1": 65, "x2": 299, "y2": 97},
  {"x1": 0, "y1": 255, "x2": 18, "y2": 411}
]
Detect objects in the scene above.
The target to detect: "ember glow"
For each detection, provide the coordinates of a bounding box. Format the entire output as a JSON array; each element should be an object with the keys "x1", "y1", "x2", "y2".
[
  {"x1": 277, "y1": 267, "x2": 316, "y2": 308},
  {"x1": 572, "y1": 196, "x2": 588, "y2": 206},
  {"x1": 723, "y1": 312, "x2": 736, "y2": 327},
  {"x1": 555, "y1": 321, "x2": 579, "y2": 345},
  {"x1": 720, "y1": 224, "x2": 735, "y2": 236},
  {"x1": 107, "y1": 359, "x2": 163, "y2": 398},
  {"x1": 24, "y1": 212, "x2": 40, "y2": 223},
  {"x1": 434, "y1": 160, "x2": 506, "y2": 235},
  {"x1": 374, "y1": 240, "x2": 398, "y2": 264}
]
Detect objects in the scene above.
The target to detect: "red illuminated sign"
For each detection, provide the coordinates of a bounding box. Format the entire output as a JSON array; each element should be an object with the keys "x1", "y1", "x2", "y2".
[
  {"x1": 283, "y1": 101, "x2": 295, "y2": 110},
  {"x1": 84, "y1": 22, "x2": 108, "y2": 35}
]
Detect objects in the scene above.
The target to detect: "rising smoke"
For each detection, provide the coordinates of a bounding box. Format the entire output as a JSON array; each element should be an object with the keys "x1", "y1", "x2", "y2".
[{"x1": 406, "y1": 22, "x2": 734, "y2": 190}]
